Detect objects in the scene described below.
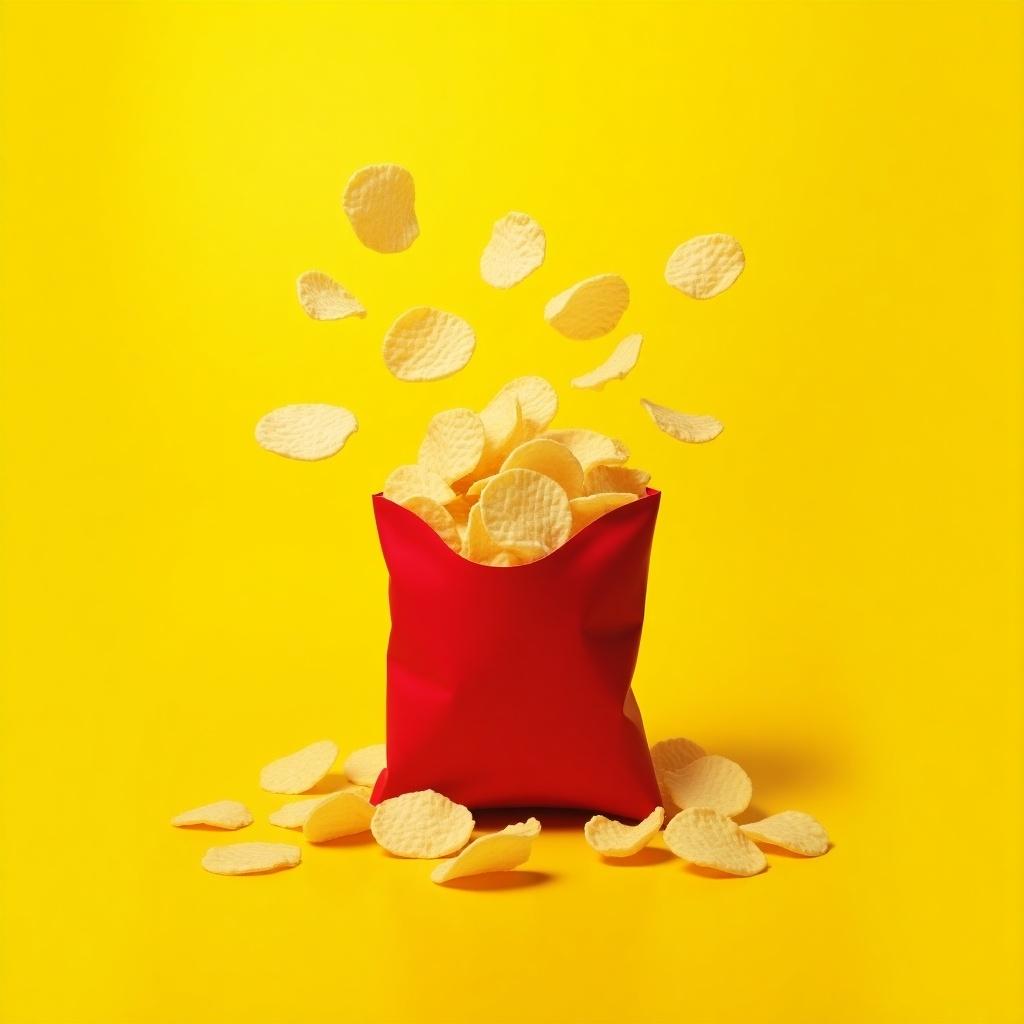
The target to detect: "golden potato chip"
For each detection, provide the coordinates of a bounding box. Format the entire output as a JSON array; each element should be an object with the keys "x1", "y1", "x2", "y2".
[
  {"x1": 255, "y1": 404, "x2": 358, "y2": 461},
  {"x1": 462, "y1": 502, "x2": 500, "y2": 563},
  {"x1": 171, "y1": 800, "x2": 253, "y2": 831},
  {"x1": 269, "y1": 788, "x2": 372, "y2": 829},
  {"x1": 584, "y1": 806, "x2": 664, "y2": 858},
  {"x1": 259, "y1": 739, "x2": 339, "y2": 794},
  {"x1": 570, "y1": 333, "x2": 643, "y2": 390},
  {"x1": 502, "y1": 816, "x2": 542, "y2": 837},
  {"x1": 465, "y1": 475, "x2": 494, "y2": 500},
  {"x1": 483, "y1": 550, "x2": 526, "y2": 567},
  {"x1": 343, "y1": 744, "x2": 387, "y2": 787},
  {"x1": 662, "y1": 755, "x2": 752, "y2": 818},
  {"x1": 542, "y1": 428, "x2": 629, "y2": 472},
  {"x1": 663, "y1": 808, "x2": 766, "y2": 876},
  {"x1": 641, "y1": 399, "x2": 723, "y2": 444},
  {"x1": 477, "y1": 392, "x2": 523, "y2": 473},
  {"x1": 296, "y1": 271, "x2": 366, "y2": 321},
  {"x1": 478, "y1": 468, "x2": 571, "y2": 556},
  {"x1": 665, "y1": 233, "x2": 745, "y2": 300},
  {"x1": 569, "y1": 493, "x2": 637, "y2": 535},
  {"x1": 342, "y1": 163, "x2": 419, "y2": 254},
  {"x1": 431, "y1": 820, "x2": 537, "y2": 884},
  {"x1": 401, "y1": 496, "x2": 462, "y2": 551},
  {"x1": 544, "y1": 274, "x2": 630, "y2": 340},
  {"x1": 370, "y1": 789, "x2": 475, "y2": 859},
  {"x1": 383, "y1": 307, "x2": 476, "y2": 382},
  {"x1": 500, "y1": 438, "x2": 585, "y2": 500},
  {"x1": 383, "y1": 465, "x2": 457, "y2": 507},
  {"x1": 201, "y1": 842, "x2": 301, "y2": 876},
  {"x1": 418, "y1": 407, "x2": 486, "y2": 483},
  {"x1": 491, "y1": 376, "x2": 558, "y2": 436},
  {"x1": 650, "y1": 737, "x2": 706, "y2": 775},
  {"x1": 585, "y1": 464, "x2": 651, "y2": 498},
  {"x1": 480, "y1": 212, "x2": 546, "y2": 289},
  {"x1": 740, "y1": 811, "x2": 830, "y2": 857},
  {"x1": 304, "y1": 790, "x2": 376, "y2": 843}
]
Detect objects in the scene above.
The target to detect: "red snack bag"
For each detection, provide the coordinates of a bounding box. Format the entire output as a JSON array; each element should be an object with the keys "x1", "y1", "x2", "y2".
[{"x1": 370, "y1": 489, "x2": 662, "y2": 819}]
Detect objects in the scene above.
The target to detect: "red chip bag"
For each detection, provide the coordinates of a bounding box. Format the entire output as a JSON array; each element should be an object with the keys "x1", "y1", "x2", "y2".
[{"x1": 370, "y1": 489, "x2": 662, "y2": 819}]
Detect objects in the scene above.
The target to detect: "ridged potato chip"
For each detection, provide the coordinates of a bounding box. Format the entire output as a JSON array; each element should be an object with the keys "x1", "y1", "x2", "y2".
[
  {"x1": 662, "y1": 755, "x2": 752, "y2": 818},
  {"x1": 542, "y1": 428, "x2": 629, "y2": 472},
  {"x1": 259, "y1": 739, "x2": 339, "y2": 794},
  {"x1": 431, "y1": 820, "x2": 538, "y2": 884},
  {"x1": 569, "y1": 492, "x2": 637, "y2": 535},
  {"x1": 480, "y1": 212, "x2": 546, "y2": 288},
  {"x1": 571, "y1": 333, "x2": 643, "y2": 390},
  {"x1": 202, "y1": 842, "x2": 301, "y2": 876},
  {"x1": 462, "y1": 503, "x2": 501, "y2": 563},
  {"x1": 476, "y1": 392, "x2": 523, "y2": 473},
  {"x1": 650, "y1": 737, "x2": 706, "y2": 775},
  {"x1": 544, "y1": 274, "x2": 630, "y2": 340},
  {"x1": 304, "y1": 790, "x2": 376, "y2": 843},
  {"x1": 664, "y1": 808, "x2": 766, "y2": 876},
  {"x1": 171, "y1": 800, "x2": 253, "y2": 831},
  {"x1": 584, "y1": 806, "x2": 664, "y2": 858},
  {"x1": 500, "y1": 438, "x2": 585, "y2": 500},
  {"x1": 478, "y1": 468, "x2": 571, "y2": 557},
  {"x1": 418, "y1": 408, "x2": 486, "y2": 483},
  {"x1": 402, "y1": 496, "x2": 462, "y2": 551},
  {"x1": 343, "y1": 744, "x2": 387, "y2": 787},
  {"x1": 255, "y1": 404, "x2": 358, "y2": 461},
  {"x1": 370, "y1": 789, "x2": 475, "y2": 859},
  {"x1": 585, "y1": 464, "x2": 651, "y2": 497},
  {"x1": 269, "y1": 788, "x2": 371, "y2": 829},
  {"x1": 665, "y1": 233, "x2": 745, "y2": 300},
  {"x1": 641, "y1": 399, "x2": 723, "y2": 444},
  {"x1": 383, "y1": 465, "x2": 457, "y2": 507},
  {"x1": 491, "y1": 376, "x2": 558, "y2": 436},
  {"x1": 740, "y1": 811, "x2": 830, "y2": 857},
  {"x1": 296, "y1": 271, "x2": 366, "y2": 321},
  {"x1": 383, "y1": 307, "x2": 476, "y2": 382},
  {"x1": 342, "y1": 163, "x2": 419, "y2": 254}
]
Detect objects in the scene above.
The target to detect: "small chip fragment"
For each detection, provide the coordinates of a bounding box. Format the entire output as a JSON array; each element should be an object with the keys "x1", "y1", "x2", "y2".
[
  {"x1": 641, "y1": 399, "x2": 723, "y2": 444},
  {"x1": 663, "y1": 808, "x2": 766, "y2": 876},
  {"x1": 544, "y1": 274, "x2": 630, "y2": 340},
  {"x1": 304, "y1": 790, "x2": 376, "y2": 843},
  {"x1": 500, "y1": 438, "x2": 585, "y2": 500},
  {"x1": 259, "y1": 739, "x2": 339, "y2": 795},
  {"x1": 296, "y1": 271, "x2": 366, "y2": 321},
  {"x1": 431, "y1": 820, "x2": 539, "y2": 884},
  {"x1": 650, "y1": 737, "x2": 707, "y2": 775},
  {"x1": 342, "y1": 163, "x2": 419, "y2": 254},
  {"x1": 585, "y1": 464, "x2": 651, "y2": 498},
  {"x1": 171, "y1": 800, "x2": 253, "y2": 831},
  {"x1": 665, "y1": 233, "x2": 745, "y2": 300},
  {"x1": 480, "y1": 212, "x2": 546, "y2": 288},
  {"x1": 502, "y1": 816, "x2": 542, "y2": 837},
  {"x1": 542, "y1": 428, "x2": 629, "y2": 472},
  {"x1": 255, "y1": 404, "x2": 358, "y2": 461},
  {"x1": 402, "y1": 496, "x2": 462, "y2": 551},
  {"x1": 569, "y1": 492, "x2": 637, "y2": 535},
  {"x1": 478, "y1": 468, "x2": 571, "y2": 557},
  {"x1": 491, "y1": 376, "x2": 558, "y2": 436},
  {"x1": 343, "y1": 744, "x2": 387, "y2": 787},
  {"x1": 201, "y1": 842, "x2": 302, "y2": 876},
  {"x1": 584, "y1": 806, "x2": 664, "y2": 858},
  {"x1": 383, "y1": 465, "x2": 457, "y2": 507},
  {"x1": 418, "y1": 408, "x2": 486, "y2": 483},
  {"x1": 662, "y1": 755, "x2": 752, "y2": 818},
  {"x1": 570, "y1": 333, "x2": 643, "y2": 390},
  {"x1": 740, "y1": 811, "x2": 830, "y2": 857},
  {"x1": 383, "y1": 307, "x2": 476, "y2": 382},
  {"x1": 370, "y1": 789, "x2": 475, "y2": 859}
]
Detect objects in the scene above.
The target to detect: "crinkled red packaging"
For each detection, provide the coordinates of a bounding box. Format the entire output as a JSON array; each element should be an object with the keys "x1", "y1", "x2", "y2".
[{"x1": 370, "y1": 489, "x2": 662, "y2": 819}]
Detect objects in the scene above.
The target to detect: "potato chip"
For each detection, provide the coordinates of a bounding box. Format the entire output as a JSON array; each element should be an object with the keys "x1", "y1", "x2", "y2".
[
  {"x1": 483, "y1": 550, "x2": 527, "y2": 567},
  {"x1": 480, "y1": 212, "x2": 546, "y2": 289},
  {"x1": 431, "y1": 820, "x2": 537, "y2": 884},
  {"x1": 491, "y1": 376, "x2": 558, "y2": 436},
  {"x1": 171, "y1": 800, "x2": 253, "y2": 831},
  {"x1": 255, "y1": 404, "x2": 358, "y2": 461},
  {"x1": 502, "y1": 816, "x2": 542, "y2": 837},
  {"x1": 641, "y1": 399, "x2": 723, "y2": 444},
  {"x1": 465, "y1": 475, "x2": 493, "y2": 500},
  {"x1": 477, "y1": 392, "x2": 523, "y2": 473},
  {"x1": 740, "y1": 811, "x2": 830, "y2": 857},
  {"x1": 383, "y1": 465, "x2": 457, "y2": 507},
  {"x1": 343, "y1": 744, "x2": 387, "y2": 787},
  {"x1": 259, "y1": 739, "x2": 339, "y2": 794},
  {"x1": 383, "y1": 307, "x2": 476, "y2": 382},
  {"x1": 462, "y1": 502, "x2": 501, "y2": 563},
  {"x1": 417, "y1": 407, "x2": 486, "y2": 483},
  {"x1": 269, "y1": 795, "x2": 330, "y2": 829},
  {"x1": 342, "y1": 163, "x2": 419, "y2": 254},
  {"x1": 569, "y1": 492, "x2": 637, "y2": 535},
  {"x1": 478, "y1": 468, "x2": 571, "y2": 556},
  {"x1": 544, "y1": 274, "x2": 630, "y2": 340},
  {"x1": 662, "y1": 755, "x2": 752, "y2": 818},
  {"x1": 650, "y1": 737, "x2": 706, "y2": 775},
  {"x1": 584, "y1": 806, "x2": 664, "y2": 858},
  {"x1": 665, "y1": 233, "x2": 745, "y2": 300},
  {"x1": 304, "y1": 790, "x2": 376, "y2": 843},
  {"x1": 401, "y1": 496, "x2": 462, "y2": 551},
  {"x1": 370, "y1": 789, "x2": 475, "y2": 859},
  {"x1": 541, "y1": 428, "x2": 629, "y2": 472},
  {"x1": 585, "y1": 464, "x2": 651, "y2": 498},
  {"x1": 570, "y1": 333, "x2": 643, "y2": 390},
  {"x1": 500, "y1": 438, "x2": 585, "y2": 500},
  {"x1": 296, "y1": 271, "x2": 366, "y2": 321},
  {"x1": 663, "y1": 808, "x2": 766, "y2": 876},
  {"x1": 201, "y1": 842, "x2": 302, "y2": 876}
]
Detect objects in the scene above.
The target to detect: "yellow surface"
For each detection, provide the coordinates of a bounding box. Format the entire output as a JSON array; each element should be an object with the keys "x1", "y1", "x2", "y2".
[{"x1": 1, "y1": 2, "x2": 1022, "y2": 1022}]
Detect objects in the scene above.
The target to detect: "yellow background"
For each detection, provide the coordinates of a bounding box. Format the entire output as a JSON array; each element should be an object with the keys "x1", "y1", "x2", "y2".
[{"x1": 2, "y1": 2, "x2": 1022, "y2": 1022}]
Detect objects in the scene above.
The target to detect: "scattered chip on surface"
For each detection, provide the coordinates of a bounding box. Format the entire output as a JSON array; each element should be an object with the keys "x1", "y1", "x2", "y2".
[
  {"x1": 418, "y1": 407, "x2": 486, "y2": 483},
  {"x1": 255, "y1": 404, "x2": 358, "y2": 461},
  {"x1": 383, "y1": 465, "x2": 457, "y2": 507},
  {"x1": 663, "y1": 808, "x2": 766, "y2": 876},
  {"x1": 304, "y1": 790, "x2": 376, "y2": 843},
  {"x1": 665, "y1": 233, "x2": 745, "y2": 300},
  {"x1": 343, "y1": 744, "x2": 387, "y2": 787},
  {"x1": 585, "y1": 464, "x2": 651, "y2": 497},
  {"x1": 259, "y1": 739, "x2": 339, "y2": 795},
  {"x1": 570, "y1": 333, "x2": 643, "y2": 390},
  {"x1": 296, "y1": 271, "x2": 366, "y2": 321},
  {"x1": 342, "y1": 163, "x2": 419, "y2": 254},
  {"x1": 542, "y1": 428, "x2": 629, "y2": 472},
  {"x1": 500, "y1": 438, "x2": 585, "y2": 500},
  {"x1": 370, "y1": 789, "x2": 475, "y2": 859},
  {"x1": 478, "y1": 468, "x2": 571, "y2": 558},
  {"x1": 383, "y1": 307, "x2": 476, "y2": 382},
  {"x1": 480, "y1": 212, "x2": 546, "y2": 288},
  {"x1": 491, "y1": 376, "x2": 558, "y2": 436},
  {"x1": 201, "y1": 842, "x2": 302, "y2": 876},
  {"x1": 740, "y1": 811, "x2": 830, "y2": 857},
  {"x1": 171, "y1": 800, "x2": 253, "y2": 831},
  {"x1": 431, "y1": 820, "x2": 539, "y2": 883},
  {"x1": 402, "y1": 496, "x2": 462, "y2": 551},
  {"x1": 584, "y1": 806, "x2": 664, "y2": 858},
  {"x1": 269, "y1": 796, "x2": 331, "y2": 829},
  {"x1": 641, "y1": 399, "x2": 723, "y2": 444},
  {"x1": 662, "y1": 755, "x2": 752, "y2": 818},
  {"x1": 650, "y1": 737, "x2": 707, "y2": 775},
  {"x1": 569, "y1": 492, "x2": 637, "y2": 535},
  {"x1": 544, "y1": 274, "x2": 630, "y2": 340}
]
